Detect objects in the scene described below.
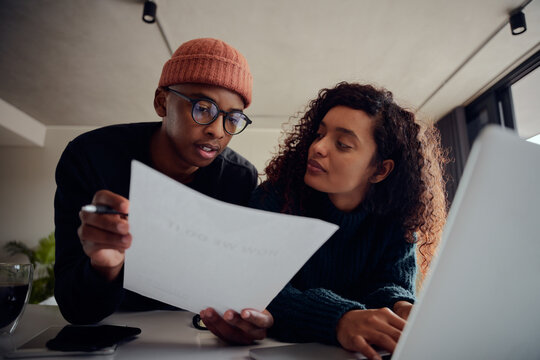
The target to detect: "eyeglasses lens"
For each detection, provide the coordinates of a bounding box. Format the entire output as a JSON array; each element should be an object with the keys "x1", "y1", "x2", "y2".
[
  {"x1": 192, "y1": 100, "x2": 218, "y2": 124},
  {"x1": 225, "y1": 112, "x2": 248, "y2": 135},
  {"x1": 192, "y1": 100, "x2": 248, "y2": 135}
]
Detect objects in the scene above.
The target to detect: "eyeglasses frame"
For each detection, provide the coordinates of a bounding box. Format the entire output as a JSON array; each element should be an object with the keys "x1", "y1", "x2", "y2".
[{"x1": 165, "y1": 87, "x2": 252, "y2": 135}]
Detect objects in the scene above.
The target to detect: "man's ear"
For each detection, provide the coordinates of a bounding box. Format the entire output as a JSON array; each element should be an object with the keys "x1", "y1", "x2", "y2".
[
  {"x1": 153, "y1": 87, "x2": 167, "y2": 117},
  {"x1": 370, "y1": 159, "x2": 395, "y2": 184}
]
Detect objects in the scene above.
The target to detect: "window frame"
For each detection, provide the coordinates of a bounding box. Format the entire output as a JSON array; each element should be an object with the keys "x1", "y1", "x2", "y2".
[{"x1": 465, "y1": 49, "x2": 540, "y2": 144}]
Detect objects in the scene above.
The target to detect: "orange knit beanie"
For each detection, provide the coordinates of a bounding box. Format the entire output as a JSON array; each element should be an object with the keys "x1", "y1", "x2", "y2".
[{"x1": 158, "y1": 38, "x2": 252, "y2": 107}]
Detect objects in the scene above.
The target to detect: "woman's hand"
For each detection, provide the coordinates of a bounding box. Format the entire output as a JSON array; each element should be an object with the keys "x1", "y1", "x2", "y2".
[
  {"x1": 200, "y1": 307, "x2": 274, "y2": 344},
  {"x1": 78, "y1": 190, "x2": 131, "y2": 282},
  {"x1": 336, "y1": 308, "x2": 406, "y2": 360},
  {"x1": 393, "y1": 301, "x2": 413, "y2": 320}
]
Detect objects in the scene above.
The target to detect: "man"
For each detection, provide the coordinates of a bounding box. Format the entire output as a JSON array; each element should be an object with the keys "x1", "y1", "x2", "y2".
[{"x1": 54, "y1": 38, "x2": 272, "y2": 344}]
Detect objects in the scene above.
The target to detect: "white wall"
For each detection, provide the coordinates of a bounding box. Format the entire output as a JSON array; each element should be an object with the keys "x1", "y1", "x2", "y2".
[
  {"x1": 228, "y1": 127, "x2": 283, "y2": 178},
  {"x1": 0, "y1": 125, "x2": 282, "y2": 260},
  {"x1": 0, "y1": 127, "x2": 93, "y2": 260}
]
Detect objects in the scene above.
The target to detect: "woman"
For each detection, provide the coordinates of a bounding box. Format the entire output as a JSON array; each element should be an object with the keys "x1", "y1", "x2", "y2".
[{"x1": 250, "y1": 82, "x2": 448, "y2": 359}]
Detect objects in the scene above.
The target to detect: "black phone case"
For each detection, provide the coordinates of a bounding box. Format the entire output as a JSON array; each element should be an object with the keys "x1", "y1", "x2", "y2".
[{"x1": 46, "y1": 324, "x2": 141, "y2": 352}]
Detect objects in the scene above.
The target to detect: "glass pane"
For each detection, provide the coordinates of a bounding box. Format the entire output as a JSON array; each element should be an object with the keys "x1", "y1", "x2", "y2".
[{"x1": 511, "y1": 67, "x2": 540, "y2": 144}]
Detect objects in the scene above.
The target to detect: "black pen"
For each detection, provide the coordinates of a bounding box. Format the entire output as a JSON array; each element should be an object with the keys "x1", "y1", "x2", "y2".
[{"x1": 81, "y1": 204, "x2": 129, "y2": 217}]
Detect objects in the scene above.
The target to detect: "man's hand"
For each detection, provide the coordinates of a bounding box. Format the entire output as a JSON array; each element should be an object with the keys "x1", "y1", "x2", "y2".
[
  {"x1": 200, "y1": 307, "x2": 273, "y2": 344},
  {"x1": 336, "y1": 308, "x2": 406, "y2": 360},
  {"x1": 78, "y1": 190, "x2": 131, "y2": 282}
]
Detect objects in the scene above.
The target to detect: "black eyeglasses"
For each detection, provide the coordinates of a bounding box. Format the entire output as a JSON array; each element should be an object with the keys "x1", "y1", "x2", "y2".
[{"x1": 165, "y1": 87, "x2": 252, "y2": 135}]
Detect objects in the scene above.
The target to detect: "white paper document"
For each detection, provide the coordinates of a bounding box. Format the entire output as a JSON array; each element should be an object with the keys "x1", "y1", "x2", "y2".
[{"x1": 124, "y1": 160, "x2": 339, "y2": 315}]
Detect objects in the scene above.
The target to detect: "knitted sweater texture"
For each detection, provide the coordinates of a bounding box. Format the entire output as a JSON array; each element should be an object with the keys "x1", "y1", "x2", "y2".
[{"x1": 249, "y1": 182, "x2": 416, "y2": 344}]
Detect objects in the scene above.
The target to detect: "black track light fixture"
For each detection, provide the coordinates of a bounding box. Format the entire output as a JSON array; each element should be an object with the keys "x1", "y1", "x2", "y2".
[
  {"x1": 142, "y1": 0, "x2": 157, "y2": 24},
  {"x1": 509, "y1": 9, "x2": 527, "y2": 36}
]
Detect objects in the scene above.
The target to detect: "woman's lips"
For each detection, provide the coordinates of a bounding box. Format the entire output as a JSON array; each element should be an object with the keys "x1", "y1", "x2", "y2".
[{"x1": 306, "y1": 159, "x2": 326, "y2": 173}]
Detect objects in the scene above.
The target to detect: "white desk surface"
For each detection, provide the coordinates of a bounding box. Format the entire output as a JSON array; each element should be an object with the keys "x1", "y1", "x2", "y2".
[{"x1": 0, "y1": 304, "x2": 290, "y2": 359}]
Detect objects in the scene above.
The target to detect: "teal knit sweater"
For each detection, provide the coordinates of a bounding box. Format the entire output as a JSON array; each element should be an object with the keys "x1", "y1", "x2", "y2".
[{"x1": 249, "y1": 182, "x2": 417, "y2": 345}]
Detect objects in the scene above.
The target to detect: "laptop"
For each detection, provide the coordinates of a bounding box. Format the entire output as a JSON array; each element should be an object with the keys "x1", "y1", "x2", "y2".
[{"x1": 250, "y1": 125, "x2": 540, "y2": 360}]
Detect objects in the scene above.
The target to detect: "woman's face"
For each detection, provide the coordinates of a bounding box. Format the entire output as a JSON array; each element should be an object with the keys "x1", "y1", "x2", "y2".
[{"x1": 304, "y1": 106, "x2": 381, "y2": 211}]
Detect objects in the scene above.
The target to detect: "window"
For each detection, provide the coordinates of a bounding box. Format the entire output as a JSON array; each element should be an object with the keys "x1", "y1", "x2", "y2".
[
  {"x1": 465, "y1": 50, "x2": 540, "y2": 145},
  {"x1": 511, "y1": 66, "x2": 540, "y2": 145},
  {"x1": 438, "y1": 50, "x2": 539, "y2": 204}
]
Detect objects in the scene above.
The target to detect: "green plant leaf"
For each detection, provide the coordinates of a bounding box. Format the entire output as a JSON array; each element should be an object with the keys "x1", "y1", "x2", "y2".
[
  {"x1": 3, "y1": 232, "x2": 56, "y2": 304},
  {"x1": 3, "y1": 241, "x2": 35, "y2": 264},
  {"x1": 29, "y1": 270, "x2": 55, "y2": 304},
  {"x1": 34, "y1": 232, "x2": 55, "y2": 264}
]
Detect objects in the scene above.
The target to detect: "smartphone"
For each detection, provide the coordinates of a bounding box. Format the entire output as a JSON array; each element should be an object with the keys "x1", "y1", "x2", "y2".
[{"x1": 5, "y1": 324, "x2": 139, "y2": 358}]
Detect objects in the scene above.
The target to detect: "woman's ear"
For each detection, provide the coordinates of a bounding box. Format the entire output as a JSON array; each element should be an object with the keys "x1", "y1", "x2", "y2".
[
  {"x1": 153, "y1": 88, "x2": 167, "y2": 117},
  {"x1": 370, "y1": 159, "x2": 395, "y2": 184}
]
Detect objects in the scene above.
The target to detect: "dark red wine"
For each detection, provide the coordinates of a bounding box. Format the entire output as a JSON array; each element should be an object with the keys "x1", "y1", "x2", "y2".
[{"x1": 0, "y1": 283, "x2": 29, "y2": 328}]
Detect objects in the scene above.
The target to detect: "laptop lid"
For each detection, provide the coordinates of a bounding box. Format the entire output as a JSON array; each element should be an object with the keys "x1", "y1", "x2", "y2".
[
  {"x1": 249, "y1": 343, "x2": 364, "y2": 360},
  {"x1": 393, "y1": 126, "x2": 540, "y2": 359}
]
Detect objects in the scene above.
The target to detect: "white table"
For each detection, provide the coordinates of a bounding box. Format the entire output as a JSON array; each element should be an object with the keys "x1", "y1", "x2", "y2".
[{"x1": 0, "y1": 304, "x2": 289, "y2": 359}]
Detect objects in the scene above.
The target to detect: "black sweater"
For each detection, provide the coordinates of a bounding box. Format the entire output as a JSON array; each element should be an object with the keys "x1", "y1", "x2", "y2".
[
  {"x1": 54, "y1": 122, "x2": 257, "y2": 324},
  {"x1": 249, "y1": 182, "x2": 416, "y2": 344}
]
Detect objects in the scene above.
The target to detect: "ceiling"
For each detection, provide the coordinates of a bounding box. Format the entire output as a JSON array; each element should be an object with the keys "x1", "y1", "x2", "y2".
[{"x1": 1, "y1": 0, "x2": 539, "y2": 146}]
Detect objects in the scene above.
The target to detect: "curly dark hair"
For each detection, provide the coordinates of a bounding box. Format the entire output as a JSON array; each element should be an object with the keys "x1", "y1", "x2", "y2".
[{"x1": 264, "y1": 82, "x2": 449, "y2": 276}]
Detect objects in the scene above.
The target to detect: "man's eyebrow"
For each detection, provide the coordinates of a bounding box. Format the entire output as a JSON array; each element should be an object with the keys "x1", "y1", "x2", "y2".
[
  {"x1": 190, "y1": 92, "x2": 215, "y2": 102},
  {"x1": 190, "y1": 92, "x2": 244, "y2": 112}
]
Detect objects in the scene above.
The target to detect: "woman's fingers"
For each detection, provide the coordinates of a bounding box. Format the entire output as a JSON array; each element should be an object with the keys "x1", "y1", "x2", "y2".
[
  {"x1": 199, "y1": 308, "x2": 272, "y2": 344},
  {"x1": 200, "y1": 308, "x2": 257, "y2": 344},
  {"x1": 393, "y1": 301, "x2": 413, "y2": 320},
  {"x1": 222, "y1": 310, "x2": 268, "y2": 340},
  {"x1": 350, "y1": 335, "x2": 384, "y2": 360},
  {"x1": 240, "y1": 309, "x2": 274, "y2": 328},
  {"x1": 337, "y1": 308, "x2": 407, "y2": 359}
]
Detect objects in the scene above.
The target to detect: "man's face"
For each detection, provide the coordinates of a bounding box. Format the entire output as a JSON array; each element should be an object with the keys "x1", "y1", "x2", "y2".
[{"x1": 156, "y1": 83, "x2": 244, "y2": 170}]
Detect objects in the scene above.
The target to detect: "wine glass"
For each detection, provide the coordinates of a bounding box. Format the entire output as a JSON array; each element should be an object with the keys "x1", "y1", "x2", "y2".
[{"x1": 0, "y1": 263, "x2": 33, "y2": 335}]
